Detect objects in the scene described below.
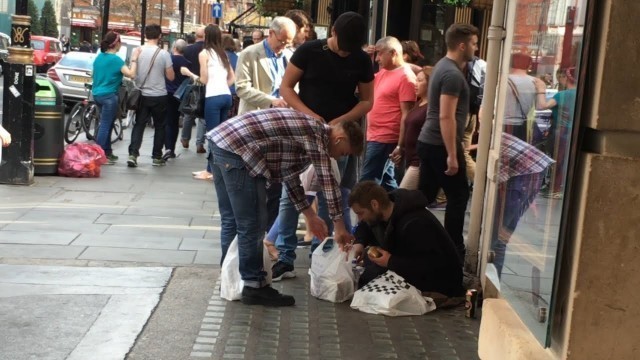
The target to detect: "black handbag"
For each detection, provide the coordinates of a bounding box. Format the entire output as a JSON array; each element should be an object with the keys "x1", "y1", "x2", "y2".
[
  {"x1": 179, "y1": 80, "x2": 206, "y2": 118},
  {"x1": 126, "y1": 48, "x2": 160, "y2": 111}
]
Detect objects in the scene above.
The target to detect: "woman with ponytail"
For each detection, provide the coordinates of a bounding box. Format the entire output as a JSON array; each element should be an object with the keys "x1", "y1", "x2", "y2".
[
  {"x1": 91, "y1": 31, "x2": 140, "y2": 164},
  {"x1": 181, "y1": 24, "x2": 235, "y2": 180}
]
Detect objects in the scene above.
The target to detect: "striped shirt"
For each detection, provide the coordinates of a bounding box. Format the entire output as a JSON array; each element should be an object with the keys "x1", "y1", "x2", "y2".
[{"x1": 207, "y1": 108, "x2": 342, "y2": 220}]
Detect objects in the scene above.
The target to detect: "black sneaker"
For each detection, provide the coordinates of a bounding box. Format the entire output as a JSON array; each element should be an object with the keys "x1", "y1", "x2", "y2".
[
  {"x1": 271, "y1": 261, "x2": 296, "y2": 282},
  {"x1": 127, "y1": 155, "x2": 137, "y2": 168},
  {"x1": 162, "y1": 150, "x2": 176, "y2": 161},
  {"x1": 241, "y1": 285, "x2": 295, "y2": 306}
]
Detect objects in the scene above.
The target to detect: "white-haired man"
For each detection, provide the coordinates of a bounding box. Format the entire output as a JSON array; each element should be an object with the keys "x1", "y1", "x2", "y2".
[
  {"x1": 360, "y1": 36, "x2": 416, "y2": 191},
  {"x1": 235, "y1": 16, "x2": 297, "y2": 231}
]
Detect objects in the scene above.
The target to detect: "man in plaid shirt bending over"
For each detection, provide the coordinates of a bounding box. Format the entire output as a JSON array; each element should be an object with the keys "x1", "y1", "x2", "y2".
[{"x1": 207, "y1": 108, "x2": 364, "y2": 306}]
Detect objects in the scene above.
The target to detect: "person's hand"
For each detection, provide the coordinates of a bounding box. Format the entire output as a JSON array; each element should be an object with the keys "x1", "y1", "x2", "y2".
[
  {"x1": 0, "y1": 126, "x2": 11, "y2": 147},
  {"x1": 369, "y1": 247, "x2": 391, "y2": 268},
  {"x1": 445, "y1": 155, "x2": 459, "y2": 176},
  {"x1": 534, "y1": 78, "x2": 547, "y2": 94},
  {"x1": 271, "y1": 98, "x2": 288, "y2": 108},
  {"x1": 180, "y1": 66, "x2": 191, "y2": 76},
  {"x1": 352, "y1": 244, "x2": 364, "y2": 264},
  {"x1": 364, "y1": 45, "x2": 376, "y2": 56},
  {"x1": 305, "y1": 213, "x2": 328, "y2": 241},
  {"x1": 389, "y1": 146, "x2": 402, "y2": 166},
  {"x1": 333, "y1": 221, "x2": 354, "y2": 249}
]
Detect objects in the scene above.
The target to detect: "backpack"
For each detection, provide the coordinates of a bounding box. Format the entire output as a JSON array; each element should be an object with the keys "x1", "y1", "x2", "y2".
[{"x1": 467, "y1": 57, "x2": 486, "y2": 115}]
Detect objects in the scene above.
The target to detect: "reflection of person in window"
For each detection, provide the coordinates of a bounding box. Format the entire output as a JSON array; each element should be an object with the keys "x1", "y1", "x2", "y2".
[
  {"x1": 503, "y1": 53, "x2": 542, "y2": 142},
  {"x1": 535, "y1": 67, "x2": 577, "y2": 198}
]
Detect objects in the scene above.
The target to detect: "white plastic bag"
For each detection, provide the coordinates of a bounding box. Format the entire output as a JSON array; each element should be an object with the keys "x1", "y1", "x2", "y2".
[
  {"x1": 350, "y1": 270, "x2": 436, "y2": 316},
  {"x1": 299, "y1": 159, "x2": 342, "y2": 194},
  {"x1": 310, "y1": 238, "x2": 355, "y2": 303},
  {"x1": 220, "y1": 237, "x2": 272, "y2": 301}
]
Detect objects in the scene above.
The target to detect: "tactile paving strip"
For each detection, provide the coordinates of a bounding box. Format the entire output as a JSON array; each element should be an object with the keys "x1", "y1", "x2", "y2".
[{"x1": 191, "y1": 270, "x2": 480, "y2": 360}]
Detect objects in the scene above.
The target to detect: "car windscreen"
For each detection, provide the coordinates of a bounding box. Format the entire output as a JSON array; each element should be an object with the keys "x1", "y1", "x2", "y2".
[
  {"x1": 58, "y1": 54, "x2": 96, "y2": 69},
  {"x1": 31, "y1": 40, "x2": 45, "y2": 50}
]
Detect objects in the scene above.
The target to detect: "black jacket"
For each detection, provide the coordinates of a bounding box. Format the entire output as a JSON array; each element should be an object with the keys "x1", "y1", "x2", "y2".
[{"x1": 355, "y1": 189, "x2": 464, "y2": 297}]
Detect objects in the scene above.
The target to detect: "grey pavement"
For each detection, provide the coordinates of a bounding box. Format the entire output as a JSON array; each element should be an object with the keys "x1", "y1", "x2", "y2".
[{"x1": 0, "y1": 88, "x2": 481, "y2": 359}]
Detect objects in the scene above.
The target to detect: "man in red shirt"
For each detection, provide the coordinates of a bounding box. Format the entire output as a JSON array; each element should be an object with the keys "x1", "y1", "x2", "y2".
[{"x1": 360, "y1": 36, "x2": 416, "y2": 191}]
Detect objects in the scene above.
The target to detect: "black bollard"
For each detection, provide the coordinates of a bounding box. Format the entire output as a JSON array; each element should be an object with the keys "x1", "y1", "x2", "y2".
[{"x1": 0, "y1": 15, "x2": 36, "y2": 185}]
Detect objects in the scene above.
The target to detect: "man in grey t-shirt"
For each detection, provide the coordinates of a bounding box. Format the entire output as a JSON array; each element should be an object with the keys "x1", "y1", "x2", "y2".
[
  {"x1": 416, "y1": 23, "x2": 479, "y2": 262},
  {"x1": 127, "y1": 24, "x2": 175, "y2": 167}
]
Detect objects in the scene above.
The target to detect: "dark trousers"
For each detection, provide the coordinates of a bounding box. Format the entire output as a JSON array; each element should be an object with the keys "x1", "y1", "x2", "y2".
[
  {"x1": 164, "y1": 95, "x2": 181, "y2": 152},
  {"x1": 129, "y1": 95, "x2": 167, "y2": 159},
  {"x1": 417, "y1": 141, "x2": 469, "y2": 260}
]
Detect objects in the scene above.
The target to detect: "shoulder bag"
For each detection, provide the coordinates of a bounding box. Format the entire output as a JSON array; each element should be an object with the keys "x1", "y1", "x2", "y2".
[
  {"x1": 126, "y1": 48, "x2": 161, "y2": 111},
  {"x1": 507, "y1": 78, "x2": 545, "y2": 147}
]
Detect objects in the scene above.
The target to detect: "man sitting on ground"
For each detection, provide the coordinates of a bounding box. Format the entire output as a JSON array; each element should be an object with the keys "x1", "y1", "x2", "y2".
[{"x1": 349, "y1": 181, "x2": 464, "y2": 297}]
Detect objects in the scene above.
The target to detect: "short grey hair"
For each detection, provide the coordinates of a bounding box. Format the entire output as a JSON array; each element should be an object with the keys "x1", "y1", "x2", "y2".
[
  {"x1": 270, "y1": 16, "x2": 296, "y2": 36},
  {"x1": 376, "y1": 36, "x2": 403, "y2": 56},
  {"x1": 173, "y1": 39, "x2": 187, "y2": 54}
]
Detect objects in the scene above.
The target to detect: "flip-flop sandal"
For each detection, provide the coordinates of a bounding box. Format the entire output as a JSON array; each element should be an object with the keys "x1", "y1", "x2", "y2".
[
  {"x1": 263, "y1": 240, "x2": 279, "y2": 261},
  {"x1": 193, "y1": 172, "x2": 213, "y2": 180}
]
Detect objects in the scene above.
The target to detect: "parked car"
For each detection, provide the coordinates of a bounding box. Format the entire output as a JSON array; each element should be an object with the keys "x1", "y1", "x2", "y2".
[
  {"x1": 0, "y1": 32, "x2": 9, "y2": 76},
  {"x1": 46, "y1": 51, "x2": 97, "y2": 102},
  {"x1": 31, "y1": 35, "x2": 63, "y2": 72}
]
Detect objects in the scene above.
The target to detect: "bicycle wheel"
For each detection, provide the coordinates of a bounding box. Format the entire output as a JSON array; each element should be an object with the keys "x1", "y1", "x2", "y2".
[
  {"x1": 65, "y1": 102, "x2": 84, "y2": 144},
  {"x1": 111, "y1": 117, "x2": 123, "y2": 144},
  {"x1": 82, "y1": 104, "x2": 99, "y2": 141}
]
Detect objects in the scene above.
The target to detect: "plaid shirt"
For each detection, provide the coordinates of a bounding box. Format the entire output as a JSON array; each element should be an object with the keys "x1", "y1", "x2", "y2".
[
  {"x1": 498, "y1": 132, "x2": 555, "y2": 183},
  {"x1": 207, "y1": 108, "x2": 342, "y2": 220}
]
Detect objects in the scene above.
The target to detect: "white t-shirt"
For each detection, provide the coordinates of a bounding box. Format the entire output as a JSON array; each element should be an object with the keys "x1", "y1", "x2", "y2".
[{"x1": 203, "y1": 49, "x2": 231, "y2": 98}]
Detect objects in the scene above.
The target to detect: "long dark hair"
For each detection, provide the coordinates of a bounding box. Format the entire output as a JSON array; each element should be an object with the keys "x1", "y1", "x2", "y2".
[
  {"x1": 100, "y1": 32, "x2": 120, "y2": 53},
  {"x1": 203, "y1": 25, "x2": 230, "y2": 70}
]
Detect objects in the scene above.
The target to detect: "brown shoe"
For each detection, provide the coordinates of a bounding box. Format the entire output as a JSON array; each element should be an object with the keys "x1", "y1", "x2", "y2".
[
  {"x1": 196, "y1": 144, "x2": 206, "y2": 154},
  {"x1": 180, "y1": 139, "x2": 189, "y2": 149}
]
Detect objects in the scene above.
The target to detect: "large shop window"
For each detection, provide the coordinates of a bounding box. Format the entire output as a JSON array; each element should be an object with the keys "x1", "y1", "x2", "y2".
[{"x1": 487, "y1": 0, "x2": 588, "y2": 346}]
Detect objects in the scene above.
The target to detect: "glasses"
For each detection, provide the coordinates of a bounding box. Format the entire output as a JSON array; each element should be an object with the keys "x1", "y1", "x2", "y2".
[{"x1": 271, "y1": 30, "x2": 291, "y2": 48}]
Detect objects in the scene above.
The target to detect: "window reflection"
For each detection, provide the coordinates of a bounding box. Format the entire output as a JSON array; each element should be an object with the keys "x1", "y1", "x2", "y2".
[{"x1": 488, "y1": 0, "x2": 587, "y2": 345}]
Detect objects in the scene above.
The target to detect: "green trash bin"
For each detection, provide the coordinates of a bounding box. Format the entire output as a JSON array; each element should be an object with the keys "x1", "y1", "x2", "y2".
[{"x1": 33, "y1": 76, "x2": 65, "y2": 175}]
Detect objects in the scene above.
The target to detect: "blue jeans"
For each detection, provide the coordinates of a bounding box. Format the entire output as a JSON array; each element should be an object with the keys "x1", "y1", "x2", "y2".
[
  {"x1": 93, "y1": 93, "x2": 118, "y2": 155},
  {"x1": 205, "y1": 95, "x2": 232, "y2": 172},
  {"x1": 181, "y1": 115, "x2": 206, "y2": 146},
  {"x1": 209, "y1": 141, "x2": 268, "y2": 288},
  {"x1": 360, "y1": 141, "x2": 398, "y2": 191}
]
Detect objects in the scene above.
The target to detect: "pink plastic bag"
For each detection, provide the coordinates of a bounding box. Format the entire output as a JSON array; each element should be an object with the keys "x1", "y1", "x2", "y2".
[{"x1": 58, "y1": 143, "x2": 107, "y2": 178}]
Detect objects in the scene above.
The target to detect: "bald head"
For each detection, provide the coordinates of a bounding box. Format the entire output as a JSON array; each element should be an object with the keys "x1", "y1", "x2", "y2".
[{"x1": 195, "y1": 26, "x2": 205, "y2": 40}]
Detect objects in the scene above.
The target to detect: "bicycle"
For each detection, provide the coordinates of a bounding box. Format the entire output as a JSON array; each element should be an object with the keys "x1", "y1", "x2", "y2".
[{"x1": 64, "y1": 83, "x2": 124, "y2": 144}]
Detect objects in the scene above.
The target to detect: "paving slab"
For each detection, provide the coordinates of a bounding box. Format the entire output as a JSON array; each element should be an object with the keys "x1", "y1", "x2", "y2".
[
  {"x1": 0, "y1": 244, "x2": 86, "y2": 259},
  {"x1": 72, "y1": 233, "x2": 182, "y2": 250},
  {"x1": 0, "y1": 265, "x2": 172, "y2": 360},
  {"x1": 0, "y1": 230, "x2": 79, "y2": 245},
  {"x1": 180, "y1": 237, "x2": 220, "y2": 251},
  {"x1": 103, "y1": 223, "x2": 209, "y2": 239},
  {"x1": 194, "y1": 250, "x2": 222, "y2": 265},
  {"x1": 95, "y1": 213, "x2": 193, "y2": 226},
  {"x1": 79, "y1": 246, "x2": 197, "y2": 264},
  {"x1": 0, "y1": 294, "x2": 109, "y2": 360}
]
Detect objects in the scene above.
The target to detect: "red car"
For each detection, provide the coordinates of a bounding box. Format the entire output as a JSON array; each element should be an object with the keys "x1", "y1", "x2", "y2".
[{"x1": 31, "y1": 35, "x2": 63, "y2": 72}]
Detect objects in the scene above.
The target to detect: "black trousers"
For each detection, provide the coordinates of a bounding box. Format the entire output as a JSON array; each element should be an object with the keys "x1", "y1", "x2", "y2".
[
  {"x1": 417, "y1": 141, "x2": 469, "y2": 260},
  {"x1": 129, "y1": 95, "x2": 167, "y2": 159},
  {"x1": 164, "y1": 95, "x2": 181, "y2": 152}
]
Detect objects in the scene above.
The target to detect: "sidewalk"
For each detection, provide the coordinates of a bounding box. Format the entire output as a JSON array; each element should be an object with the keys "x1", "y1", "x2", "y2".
[{"x1": 0, "y1": 126, "x2": 480, "y2": 360}]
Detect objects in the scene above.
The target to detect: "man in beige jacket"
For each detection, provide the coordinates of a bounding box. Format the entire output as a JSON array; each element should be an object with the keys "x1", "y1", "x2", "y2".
[{"x1": 235, "y1": 17, "x2": 296, "y2": 115}]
